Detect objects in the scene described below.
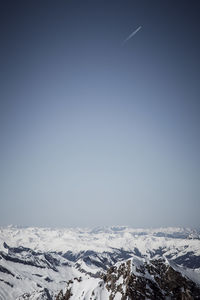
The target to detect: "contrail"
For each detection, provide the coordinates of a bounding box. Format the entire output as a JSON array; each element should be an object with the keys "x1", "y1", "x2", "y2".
[{"x1": 122, "y1": 26, "x2": 142, "y2": 45}]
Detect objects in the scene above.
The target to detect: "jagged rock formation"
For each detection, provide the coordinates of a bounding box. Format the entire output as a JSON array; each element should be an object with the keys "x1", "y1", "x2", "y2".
[
  {"x1": 104, "y1": 259, "x2": 200, "y2": 299},
  {"x1": 57, "y1": 258, "x2": 200, "y2": 299}
]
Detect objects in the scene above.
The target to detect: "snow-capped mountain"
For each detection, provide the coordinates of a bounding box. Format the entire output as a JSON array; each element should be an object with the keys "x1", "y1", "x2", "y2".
[{"x1": 0, "y1": 226, "x2": 200, "y2": 299}]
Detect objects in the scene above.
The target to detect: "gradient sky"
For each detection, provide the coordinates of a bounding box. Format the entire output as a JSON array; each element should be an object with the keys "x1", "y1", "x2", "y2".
[{"x1": 1, "y1": 0, "x2": 200, "y2": 228}]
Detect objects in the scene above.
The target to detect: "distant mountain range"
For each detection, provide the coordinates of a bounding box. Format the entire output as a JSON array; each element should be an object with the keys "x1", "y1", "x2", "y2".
[{"x1": 0, "y1": 226, "x2": 200, "y2": 299}]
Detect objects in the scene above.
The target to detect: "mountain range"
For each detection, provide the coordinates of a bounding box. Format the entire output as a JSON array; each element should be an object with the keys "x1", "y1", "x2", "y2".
[{"x1": 0, "y1": 226, "x2": 200, "y2": 299}]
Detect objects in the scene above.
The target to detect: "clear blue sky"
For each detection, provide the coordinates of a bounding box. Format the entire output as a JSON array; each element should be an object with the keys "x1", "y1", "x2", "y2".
[{"x1": 1, "y1": 0, "x2": 200, "y2": 227}]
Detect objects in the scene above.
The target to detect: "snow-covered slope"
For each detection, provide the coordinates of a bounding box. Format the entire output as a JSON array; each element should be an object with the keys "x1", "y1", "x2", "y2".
[
  {"x1": 0, "y1": 226, "x2": 200, "y2": 299},
  {"x1": 1, "y1": 226, "x2": 200, "y2": 253}
]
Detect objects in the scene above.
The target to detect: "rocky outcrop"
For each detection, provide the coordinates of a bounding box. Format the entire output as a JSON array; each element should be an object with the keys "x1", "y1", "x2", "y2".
[{"x1": 102, "y1": 259, "x2": 200, "y2": 299}]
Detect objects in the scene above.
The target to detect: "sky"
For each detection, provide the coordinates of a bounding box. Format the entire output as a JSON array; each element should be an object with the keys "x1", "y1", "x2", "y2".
[{"x1": 0, "y1": 0, "x2": 200, "y2": 228}]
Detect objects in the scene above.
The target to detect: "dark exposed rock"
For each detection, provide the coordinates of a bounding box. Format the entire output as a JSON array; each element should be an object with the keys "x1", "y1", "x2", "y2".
[
  {"x1": 45, "y1": 276, "x2": 53, "y2": 282},
  {"x1": 75, "y1": 262, "x2": 102, "y2": 278},
  {"x1": 74, "y1": 276, "x2": 82, "y2": 282},
  {"x1": 0, "y1": 264, "x2": 14, "y2": 276},
  {"x1": 133, "y1": 247, "x2": 142, "y2": 257},
  {"x1": 56, "y1": 289, "x2": 72, "y2": 300},
  {"x1": 44, "y1": 253, "x2": 60, "y2": 267},
  {"x1": 102, "y1": 259, "x2": 200, "y2": 299},
  {"x1": 32, "y1": 273, "x2": 43, "y2": 277},
  {"x1": 0, "y1": 278, "x2": 14, "y2": 287}
]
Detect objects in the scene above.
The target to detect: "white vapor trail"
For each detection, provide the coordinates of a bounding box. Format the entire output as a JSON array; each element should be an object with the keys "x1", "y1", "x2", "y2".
[{"x1": 123, "y1": 26, "x2": 142, "y2": 45}]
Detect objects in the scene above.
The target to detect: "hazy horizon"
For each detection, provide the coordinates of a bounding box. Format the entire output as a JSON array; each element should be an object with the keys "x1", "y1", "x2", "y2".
[{"x1": 1, "y1": 0, "x2": 200, "y2": 228}]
